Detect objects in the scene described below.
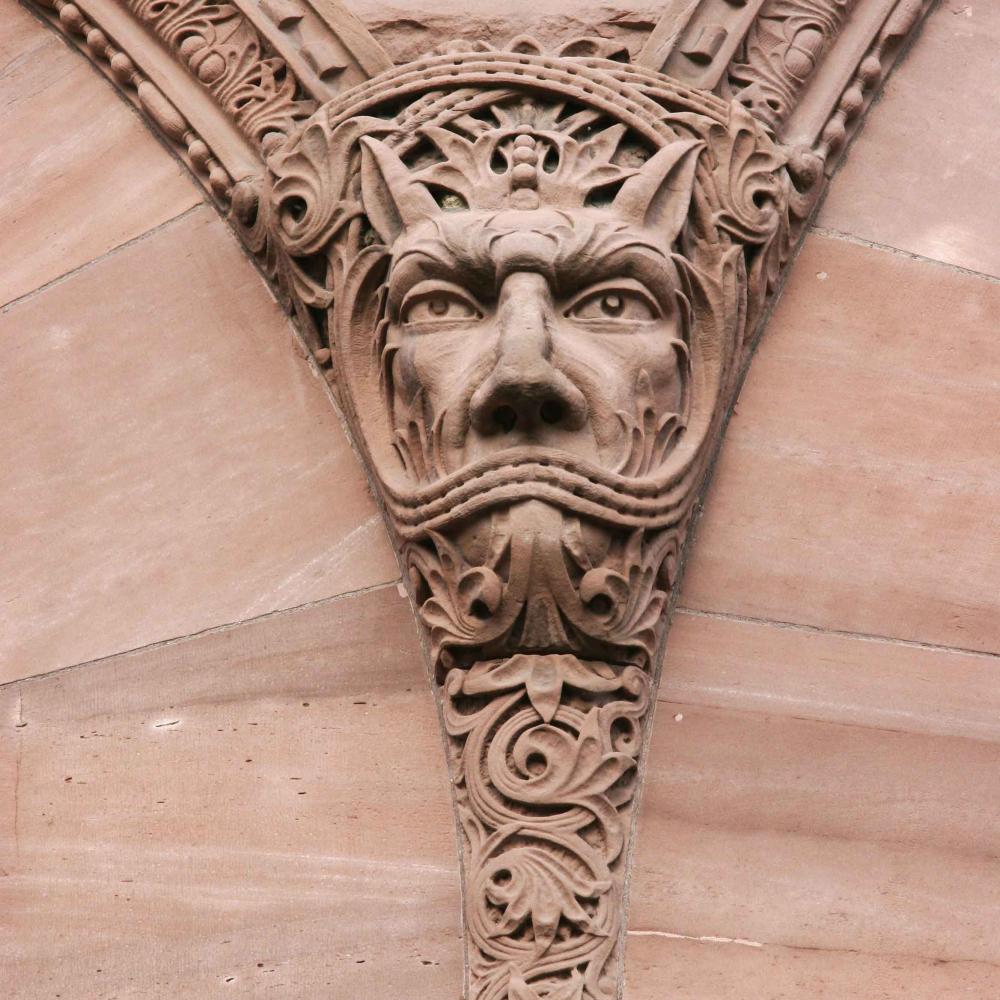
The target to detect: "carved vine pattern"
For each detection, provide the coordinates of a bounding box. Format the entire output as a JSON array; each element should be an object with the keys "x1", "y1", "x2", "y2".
[
  {"x1": 22, "y1": 3, "x2": 933, "y2": 997},
  {"x1": 124, "y1": 0, "x2": 317, "y2": 144}
]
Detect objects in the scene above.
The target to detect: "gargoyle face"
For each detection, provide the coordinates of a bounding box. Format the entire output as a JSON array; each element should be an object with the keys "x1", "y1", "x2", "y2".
[
  {"x1": 359, "y1": 128, "x2": 703, "y2": 481},
  {"x1": 383, "y1": 208, "x2": 689, "y2": 474}
]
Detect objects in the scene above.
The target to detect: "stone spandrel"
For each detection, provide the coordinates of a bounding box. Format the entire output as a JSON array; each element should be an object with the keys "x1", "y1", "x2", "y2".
[{"x1": 11, "y1": 1, "x2": 942, "y2": 997}]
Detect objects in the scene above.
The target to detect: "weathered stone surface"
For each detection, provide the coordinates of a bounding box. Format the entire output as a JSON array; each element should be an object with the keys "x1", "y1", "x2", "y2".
[
  {"x1": 1, "y1": 585, "x2": 462, "y2": 999},
  {"x1": 819, "y1": 1, "x2": 1000, "y2": 279},
  {"x1": 625, "y1": 934, "x2": 1000, "y2": 999},
  {"x1": 0, "y1": 206, "x2": 397, "y2": 681},
  {"x1": 0, "y1": 3, "x2": 200, "y2": 306},
  {"x1": 251, "y1": 46, "x2": 809, "y2": 997},
  {"x1": 678, "y1": 232, "x2": 1000, "y2": 653},
  {"x1": 659, "y1": 609, "x2": 1000, "y2": 742},
  {"x1": 630, "y1": 702, "x2": 1000, "y2": 963},
  {"x1": 352, "y1": 0, "x2": 662, "y2": 64}
]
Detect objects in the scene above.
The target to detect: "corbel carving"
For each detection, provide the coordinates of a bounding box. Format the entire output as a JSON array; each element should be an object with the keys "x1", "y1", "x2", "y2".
[
  {"x1": 238, "y1": 50, "x2": 811, "y2": 995},
  {"x1": 22, "y1": 2, "x2": 934, "y2": 996}
]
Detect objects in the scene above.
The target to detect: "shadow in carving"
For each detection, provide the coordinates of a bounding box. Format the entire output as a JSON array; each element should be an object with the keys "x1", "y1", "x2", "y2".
[{"x1": 21, "y1": 1, "x2": 936, "y2": 997}]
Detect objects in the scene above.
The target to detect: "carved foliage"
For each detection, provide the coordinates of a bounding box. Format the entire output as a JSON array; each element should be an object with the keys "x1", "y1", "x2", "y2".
[
  {"x1": 125, "y1": 0, "x2": 317, "y2": 143},
  {"x1": 241, "y1": 47, "x2": 814, "y2": 998},
  {"x1": 724, "y1": 0, "x2": 859, "y2": 130}
]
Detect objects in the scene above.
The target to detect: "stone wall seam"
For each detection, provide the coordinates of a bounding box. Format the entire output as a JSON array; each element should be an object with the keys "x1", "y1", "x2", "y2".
[{"x1": 15, "y1": 2, "x2": 936, "y2": 997}]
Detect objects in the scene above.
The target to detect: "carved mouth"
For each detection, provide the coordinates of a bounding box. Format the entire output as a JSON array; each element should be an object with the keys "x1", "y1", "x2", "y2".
[
  {"x1": 395, "y1": 442, "x2": 687, "y2": 492},
  {"x1": 442, "y1": 644, "x2": 643, "y2": 672},
  {"x1": 384, "y1": 445, "x2": 701, "y2": 537}
]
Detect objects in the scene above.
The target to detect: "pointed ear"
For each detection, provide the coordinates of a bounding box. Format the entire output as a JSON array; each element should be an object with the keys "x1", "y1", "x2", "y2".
[
  {"x1": 359, "y1": 136, "x2": 440, "y2": 245},
  {"x1": 611, "y1": 138, "x2": 704, "y2": 242}
]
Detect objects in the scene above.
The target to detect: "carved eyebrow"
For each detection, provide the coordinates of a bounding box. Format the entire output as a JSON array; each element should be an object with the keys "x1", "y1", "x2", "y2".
[
  {"x1": 386, "y1": 230, "x2": 501, "y2": 313},
  {"x1": 385, "y1": 219, "x2": 677, "y2": 313},
  {"x1": 551, "y1": 240, "x2": 678, "y2": 305}
]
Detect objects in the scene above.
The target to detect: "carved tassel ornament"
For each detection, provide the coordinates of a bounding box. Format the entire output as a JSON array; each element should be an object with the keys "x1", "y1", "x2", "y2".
[{"x1": 24, "y1": 1, "x2": 935, "y2": 996}]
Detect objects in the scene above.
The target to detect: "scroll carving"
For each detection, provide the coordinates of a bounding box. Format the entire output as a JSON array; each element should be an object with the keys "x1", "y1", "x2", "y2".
[
  {"x1": 723, "y1": 0, "x2": 860, "y2": 129},
  {"x1": 21, "y1": 1, "x2": 934, "y2": 996},
  {"x1": 233, "y1": 44, "x2": 819, "y2": 996}
]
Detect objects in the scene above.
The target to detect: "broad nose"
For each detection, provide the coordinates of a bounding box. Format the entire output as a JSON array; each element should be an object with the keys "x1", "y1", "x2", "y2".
[{"x1": 469, "y1": 273, "x2": 588, "y2": 436}]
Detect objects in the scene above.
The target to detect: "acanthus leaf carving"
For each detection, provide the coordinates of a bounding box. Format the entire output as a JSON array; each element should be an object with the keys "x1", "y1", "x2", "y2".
[
  {"x1": 22, "y1": 3, "x2": 934, "y2": 996},
  {"x1": 723, "y1": 0, "x2": 861, "y2": 130},
  {"x1": 123, "y1": 0, "x2": 318, "y2": 144},
  {"x1": 241, "y1": 43, "x2": 821, "y2": 996}
]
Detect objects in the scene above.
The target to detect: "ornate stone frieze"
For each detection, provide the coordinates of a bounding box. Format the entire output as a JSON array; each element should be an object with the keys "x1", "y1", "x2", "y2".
[
  {"x1": 231, "y1": 44, "x2": 818, "y2": 997},
  {"x1": 22, "y1": 2, "x2": 934, "y2": 996}
]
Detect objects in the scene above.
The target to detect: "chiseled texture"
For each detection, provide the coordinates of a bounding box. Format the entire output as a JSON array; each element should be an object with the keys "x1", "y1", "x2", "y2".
[
  {"x1": 1, "y1": 586, "x2": 463, "y2": 999},
  {"x1": 627, "y1": 2, "x2": 1000, "y2": 995},
  {"x1": 351, "y1": 0, "x2": 664, "y2": 64},
  {"x1": 259, "y1": 47, "x2": 801, "y2": 998}
]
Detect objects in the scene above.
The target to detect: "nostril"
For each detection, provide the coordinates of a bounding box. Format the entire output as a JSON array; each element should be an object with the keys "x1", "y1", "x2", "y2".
[
  {"x1": 492, "y1": 405, "x2": 518, "y2": 433},
  {"x1": 539, "y1": 400, "x2": 564, "y2": 425}
]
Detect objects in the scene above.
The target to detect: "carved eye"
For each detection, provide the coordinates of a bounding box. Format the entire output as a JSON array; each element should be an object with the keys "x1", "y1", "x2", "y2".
[
  {"x1": 400, "y1": 283, "x2": 482, "y2": 326},
  {"x1": 567, "y1": 283, "x2": 660, "y2": 323}
]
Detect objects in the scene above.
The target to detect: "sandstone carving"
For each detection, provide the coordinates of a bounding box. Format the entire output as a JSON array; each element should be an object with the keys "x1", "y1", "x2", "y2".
[
  {"x1": 23, "y1": 1, "x2": 934, "y2": 996},
  {"x1": 238, "y1": 49, "x2": 809, "y2": 995},
  {"x1": 724, "y1": 0, "x2": 862, "y2": 130}
]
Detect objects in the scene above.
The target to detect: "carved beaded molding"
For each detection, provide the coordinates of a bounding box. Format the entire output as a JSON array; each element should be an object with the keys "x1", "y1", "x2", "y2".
[{"x1": 24, "y1": 1, "x2": 933, "y2": 997}]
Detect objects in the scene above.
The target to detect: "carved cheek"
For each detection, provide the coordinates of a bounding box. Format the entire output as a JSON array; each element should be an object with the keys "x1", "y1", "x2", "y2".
[
  {"x1": 556, "y1": 319, "x2": 685, "y2": 420},
  {"x1": 393, "y1": 326, "x2": 488, "y2": 415},
  {"x1": 387, "y1": 328, "x2": 422, "y2": 406},
  {"x1": 627, "y1": 327, "x2": 687, "y2": 410}
]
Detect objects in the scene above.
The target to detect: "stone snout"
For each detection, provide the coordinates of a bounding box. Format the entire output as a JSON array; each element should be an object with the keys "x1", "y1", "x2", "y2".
[{"x1": 467, "y1": 271, "x2": 589, "y2": 440}]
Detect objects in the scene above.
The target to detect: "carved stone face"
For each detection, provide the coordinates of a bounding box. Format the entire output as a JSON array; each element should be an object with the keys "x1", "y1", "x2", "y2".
[
  {"x1": 381, "y1": 206, "x2": 688, "y2": 475},
  {"x1": 254, "y1": 51, "x2": 795, "y2": 1000},
  {"x1": 358, "y1": 126, "x2": 704, "y2": 482}
]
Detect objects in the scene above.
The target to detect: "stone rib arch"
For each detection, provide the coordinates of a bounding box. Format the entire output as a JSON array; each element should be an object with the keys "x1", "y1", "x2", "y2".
[{"x1": 26, "y1": 0, "x2": 392, "y2": 207}]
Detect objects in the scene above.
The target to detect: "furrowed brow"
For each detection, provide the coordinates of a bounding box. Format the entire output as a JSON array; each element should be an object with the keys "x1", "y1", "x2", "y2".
[
  {"x1": 387, "y1": 233, "x2": 499, "y2": 312},
  {"x1": 552, "y1": 237, "x2": 677, "y2": 303}
]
